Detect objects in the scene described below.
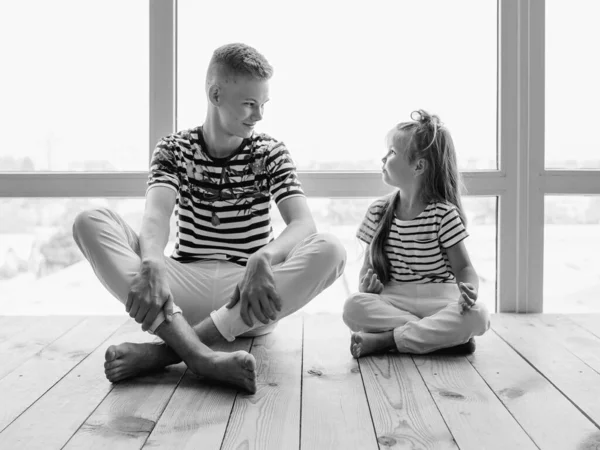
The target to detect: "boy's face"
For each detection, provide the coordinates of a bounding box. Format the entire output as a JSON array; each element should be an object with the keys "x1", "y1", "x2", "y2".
[{"x1": 217, "y1": 76, "x2": 270, "y2": 139}]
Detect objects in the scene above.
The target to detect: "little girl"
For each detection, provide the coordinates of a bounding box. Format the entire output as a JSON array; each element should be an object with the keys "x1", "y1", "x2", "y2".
[{"x1": 343, "y1": 110, "x2": 490, "y2": 358}]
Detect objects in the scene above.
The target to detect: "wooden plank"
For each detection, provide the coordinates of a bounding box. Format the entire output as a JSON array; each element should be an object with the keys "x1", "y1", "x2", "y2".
[
  {"x1": 143, "y1": 338, "x2": 253, "y2": 449},
  {"x1": 568, "y1": 314, "x2": 600, "y2": 340},
  {"x1": 220, "y1": 314, "x2": 303, "y2": 450},
  {"x1": 0, "y1": 315, "x2": 85, "y2": 380},
  {"x1": 536, "y1": 314, "x2": 600, "y2": 375},
  {"x1": 63, "y1": 365, "x2": 186, "y2": 450},
  {"x1": 0, "y1": 319, "x2": 153, "y2": 449},
  {"x1": 493, "y1": 314, "x2": 600, "y2": 426},
  {"x1": 414, "y1": 355, "x2": 538, "y2": 450},
  {"x1": 0, "y1": 317, "x2": 43, "y2": 343},
  {"x1": 301, "y1": 313, "x2": 378, "y2": 450},
  {"x1": 468, "y1": 328, "x2": 600, "y2": 449},
  {"x1": 0, "y1": 316, "x2": 127, "y2": 432},
  {"x1": 360, "y1": 353, "x2": 458, "y2": 449}
]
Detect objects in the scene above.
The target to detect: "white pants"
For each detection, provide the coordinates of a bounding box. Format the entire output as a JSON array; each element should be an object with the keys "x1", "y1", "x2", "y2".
[
  {"x1": 72, "y1": 208, "x2": 346, "y2": 340},
  {"x1": 343, "y1": 282, "x2": 490, "y2": 354}
]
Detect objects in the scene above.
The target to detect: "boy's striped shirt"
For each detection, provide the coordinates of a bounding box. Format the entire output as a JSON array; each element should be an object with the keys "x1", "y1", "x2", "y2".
[
  {"x1": 357, "y1": 198, "x2": 468, "y2": 283},
  {"x1": 147, "y1": 127, "x2": 304, "y2": 266}
]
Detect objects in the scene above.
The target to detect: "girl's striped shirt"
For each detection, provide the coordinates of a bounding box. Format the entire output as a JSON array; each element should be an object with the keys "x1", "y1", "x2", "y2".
[
  {"x1": 147, "y1": 127, "x2": 304, "y2": 266},
  {"x1": 357, "y1": 198, "x2": 468, "y2": 283}
]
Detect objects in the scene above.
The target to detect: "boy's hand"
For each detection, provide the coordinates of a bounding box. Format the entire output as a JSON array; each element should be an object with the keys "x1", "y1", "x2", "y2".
[
  {"x1": 359, "y1": 268, "x2": 384, "y2": 294},
  {"x1": 226, "y1": 255, "x2": 281, "y2": 327},
  {"x1": 126, "y1": 259, "x2": 174, "y2": 331},
  {"x1": 458, "y1": 282, "x2": 478, "y2": 315}
]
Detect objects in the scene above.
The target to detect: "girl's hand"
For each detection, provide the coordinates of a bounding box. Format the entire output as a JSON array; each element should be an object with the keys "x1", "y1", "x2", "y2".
[
  {"x1": 458, "y1": 282, "x2": 478, "y2": 315},
  {"x1": 359, "y1": 268, "x2": 384, "y2": 294}
]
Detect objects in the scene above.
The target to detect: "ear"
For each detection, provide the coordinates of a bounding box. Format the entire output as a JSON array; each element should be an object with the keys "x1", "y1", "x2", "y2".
[
  {"x1": 414, "y1": 158, "x2": 427, "y2": 176},
  {"x1": 208, "y1": 84, "x2": 220, "y2": 107}
]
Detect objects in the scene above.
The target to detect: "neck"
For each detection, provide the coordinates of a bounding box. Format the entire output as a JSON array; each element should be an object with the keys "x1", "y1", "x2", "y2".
[
  {"x1": 395, "y1": 187, "x2": 426, "y2": 220},
  {"x1": 202, "y1": 115, "x2": 244, "y2": 158}
]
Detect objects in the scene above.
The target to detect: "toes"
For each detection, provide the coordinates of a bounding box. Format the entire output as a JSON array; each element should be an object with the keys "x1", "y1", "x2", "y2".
[
  {"x1": 105, "y1": 369, "x2": 123, "y2": 383},
  {"x1": 353, "y1": 333, "x2": 364, "y2": 345},
  {"x1": 245, "y1": 378, "x2": 257, "y2": 394},
  {"x1": 105, "y1": 345, "x2": 121, "y2": 363},
  {"x1": 242, "y1": 353, "x2": 256, "y2": 372},
  {"x1": 104, "y1": 360, "x2": 123, "y2": 370}
]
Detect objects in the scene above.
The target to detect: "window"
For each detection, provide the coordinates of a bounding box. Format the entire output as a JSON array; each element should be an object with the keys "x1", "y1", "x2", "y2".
[
  {"x1": 0, "y1": 1, "x2": 149, "y2": 172},
  {"x1": 544, "y1": 196, "x2": 600, "y2": 312},
  {"x1": 177, "y1": 0, "x2": 497, "y2": 171},
  {"x1": 5, "y1": 1, "x2": 599, "y2": 314},
  {"x1": 546, "y1": 0, "x2": 600, "y2": 169}
]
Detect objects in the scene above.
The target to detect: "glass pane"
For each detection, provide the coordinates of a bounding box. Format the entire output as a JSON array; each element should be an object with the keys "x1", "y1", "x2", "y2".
[
  {"x1": 546, "y1": 1, "x2": 600, "y2": 169},
  {"x1": 544, "y1": 196, "x2": 600, "y2": 312},
  {"x1": 0, "y1": 198, "x2": 179, "y2": 314},
  {"x1": 272, "y1": 196, "x2": 497, "y2": 314},
  {"x1": 178, "y1": 0, "x2": 497, "y2": 171},
  {"x1": 0, "y1": 1, "x2": 149, "y2": 172}
]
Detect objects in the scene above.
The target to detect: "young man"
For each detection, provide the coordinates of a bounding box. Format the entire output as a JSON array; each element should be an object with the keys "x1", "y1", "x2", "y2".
[{"x1": 72, "y1": 43, "x2": 346, "y2": 394}]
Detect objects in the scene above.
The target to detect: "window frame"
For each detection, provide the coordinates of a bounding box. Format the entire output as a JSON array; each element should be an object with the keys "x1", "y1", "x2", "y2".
[{"x1": 1, "y1": 0, "x2": 599, "y2": 313}]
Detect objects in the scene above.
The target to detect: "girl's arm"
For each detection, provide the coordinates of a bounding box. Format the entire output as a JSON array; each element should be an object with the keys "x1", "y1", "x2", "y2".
[
  {"x1": 446, "y1": 241, "x2": 479, "y2": 312},
  {"x1": 357, "y1": 245, "x2": 383, "y2": 294},
  {"x1": 359, "y1": 245, "x2": 373, "y2": 281}
]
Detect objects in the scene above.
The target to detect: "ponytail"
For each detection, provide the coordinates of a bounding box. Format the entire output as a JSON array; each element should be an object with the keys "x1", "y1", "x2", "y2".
[{"x1": 369, "y1": 191, "x2": 399, "y2": 284}]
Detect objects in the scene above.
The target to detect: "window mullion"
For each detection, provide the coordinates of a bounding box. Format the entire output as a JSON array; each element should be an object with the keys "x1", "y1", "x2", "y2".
[
  {"x1": 498, "y1": 0, "x2": 545, "y2": 313},
  {"x1": 149, "y1": 0, "x2": 176, "y2": 163}
]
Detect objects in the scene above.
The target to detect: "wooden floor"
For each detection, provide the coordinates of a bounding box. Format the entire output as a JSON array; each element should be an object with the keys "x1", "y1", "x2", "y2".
[{"x1": 2, "y1": 313, "x2": 600, "y2": 449}]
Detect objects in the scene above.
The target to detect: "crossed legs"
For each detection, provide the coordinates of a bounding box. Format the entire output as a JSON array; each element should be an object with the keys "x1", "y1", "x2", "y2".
[
  {"x1": 343, "y1": 284, "x2": 490, "y2": 358},
  {"x1": 73, "y1": 208, "x2": 346, "y2": 391}
]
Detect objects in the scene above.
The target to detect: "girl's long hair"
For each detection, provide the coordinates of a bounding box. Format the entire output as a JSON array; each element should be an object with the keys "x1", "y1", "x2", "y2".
[{"x1": 369, "y1": 110, "x2": 466, "y2": 284}]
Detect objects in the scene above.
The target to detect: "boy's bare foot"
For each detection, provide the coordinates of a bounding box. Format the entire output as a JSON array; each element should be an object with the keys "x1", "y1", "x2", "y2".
[
  {"x1": 192, "y1": 351, "x2": 257, "y2": 394},
  {"x1": 350, "y1": 331, "x2": 395, "y2": 359},
  {"x1": 104, "y1": 343, "x2": 257, "y2": 393},
  {"x1": 104, "y1": 342, "x2": 181, "y2": 383}
]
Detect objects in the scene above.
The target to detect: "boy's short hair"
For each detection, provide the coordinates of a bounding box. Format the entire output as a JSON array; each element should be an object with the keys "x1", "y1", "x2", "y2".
[{"x1": 207, "y1": 43, "x2": 273, "y2": 82}]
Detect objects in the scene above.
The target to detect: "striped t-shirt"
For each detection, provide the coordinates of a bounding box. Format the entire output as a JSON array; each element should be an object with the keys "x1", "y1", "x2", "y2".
[
  {"x1": 147, "y1": 127, "x2": 304, "y2": 265},
  {"x1": 357, "y1": 198, "x2": 468, "y2": 283}
]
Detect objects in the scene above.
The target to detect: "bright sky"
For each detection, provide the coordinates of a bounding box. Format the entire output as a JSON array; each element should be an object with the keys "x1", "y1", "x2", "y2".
[{"x1": 0, "y1": 0, "x2": 598, "y2": 171}]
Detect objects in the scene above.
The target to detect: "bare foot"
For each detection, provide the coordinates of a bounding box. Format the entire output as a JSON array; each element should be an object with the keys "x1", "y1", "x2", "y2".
[
  {"x1": 191, "y1": 351, "x2": 257, "y2": 394},
  {"x1": 104, "y1": 342, "x2": 181, "y2": 383},
  {"x1": 350, "y1": 331, "x2": 395, "y2": 359}
]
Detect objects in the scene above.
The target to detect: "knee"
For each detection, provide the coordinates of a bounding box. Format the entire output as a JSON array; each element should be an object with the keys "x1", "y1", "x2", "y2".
[
  {"x1": 342, "y1": 292, "x2": 373, "y2": 331},
  {"x1": 72, "y1": 208, "x2": 109, "y2": 244},
  {"x1": 311, "y1": 232, "x2": 347, "y2": 273},
  {"x1": 466, "y1": 303, "x2": 491, "y2": 335}
]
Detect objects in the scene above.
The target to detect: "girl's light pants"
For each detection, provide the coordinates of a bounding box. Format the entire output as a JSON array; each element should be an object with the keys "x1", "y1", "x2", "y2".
[
  {"x1": 343, "y1": 282, "x2": 490, "y2": 354},
  {"x1": 72, "y1": 208, "x2": 346, "y2": 340}
]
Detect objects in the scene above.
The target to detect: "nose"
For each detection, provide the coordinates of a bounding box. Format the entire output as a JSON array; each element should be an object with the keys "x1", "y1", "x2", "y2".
[
  {"x1": 381, "y1": 156, "x2": 387, "y2": 164},
  {"x1": 252, "y1": 105, "x2": 263, "y2": 122}
]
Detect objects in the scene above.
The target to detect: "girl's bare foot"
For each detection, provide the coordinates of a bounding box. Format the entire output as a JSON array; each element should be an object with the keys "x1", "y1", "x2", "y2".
[
  {"x1": 104, "y1": 342, "x2": 181, "y2": 383},
  {"x1": 350, "y1": 331, "x2": 395, "y2": 359}
]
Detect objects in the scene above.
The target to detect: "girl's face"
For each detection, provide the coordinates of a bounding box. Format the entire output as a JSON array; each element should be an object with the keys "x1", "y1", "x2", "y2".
[{"x1": 381, "y1": 129, "x2": 417, "y2": 188}]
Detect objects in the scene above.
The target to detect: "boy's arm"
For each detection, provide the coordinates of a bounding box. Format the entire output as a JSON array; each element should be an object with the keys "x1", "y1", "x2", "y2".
[
  {"x1": 251, "y1": 196, "x2": 316, "y2": 266},
  {"x1": 139, "y1": 187, "x2": 176, "y2": 263},
  {"x1": 128, "y1": 186, "x2": 177, "y2": 330},
  {"x1": 229, "y1": 196, "x2": 316, "y2": 327}
]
